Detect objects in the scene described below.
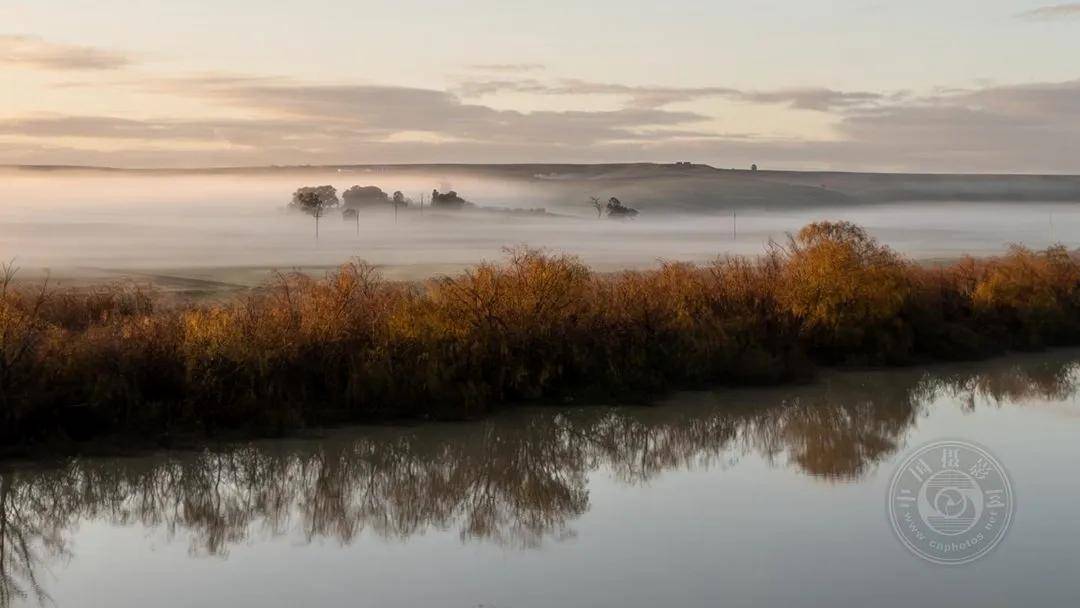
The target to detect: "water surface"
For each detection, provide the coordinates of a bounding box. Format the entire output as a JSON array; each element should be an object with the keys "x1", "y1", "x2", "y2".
[{"x1": 3, "y1": 351, "x2": 1080, "y2": 607}]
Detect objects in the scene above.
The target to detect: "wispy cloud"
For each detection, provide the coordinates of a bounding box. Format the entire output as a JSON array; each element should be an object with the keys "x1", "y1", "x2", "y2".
[
  {"x1": 467, "y1": 63, "x2": 545, "y2": 73},
  {"x1": 0, "y1": 79, "x2": 714, "y2": 158},
  {"x1": 0, "y1": 34, "x2": 134, "y2": 70},
  {"x1": 1016, "y1": 3, "x2": 1080, "y2": 20},
  {"x1": 454, "y1": 77, "x2": 883, "y2": 111}
]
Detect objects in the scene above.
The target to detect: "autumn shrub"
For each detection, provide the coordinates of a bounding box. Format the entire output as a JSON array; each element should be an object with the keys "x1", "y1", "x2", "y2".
[
  {"x1": 392, "y1": 248, "x2": 593, "y2": 411},
  {"x1": 705, "y1": 253, "x2": 808, "y2": 382},
  {"x1": 776, "y1": 221, "x2": 914, "y2": 363},
  {"x1": 1, "y1": 223, "x2": 1080, "y2": 446},
  {"x1": 179, "y1": 262, "x2": 402, "y2": 425},
  {"x1": 972, "y1": 245, "x2": 1080, "y2": 347}
]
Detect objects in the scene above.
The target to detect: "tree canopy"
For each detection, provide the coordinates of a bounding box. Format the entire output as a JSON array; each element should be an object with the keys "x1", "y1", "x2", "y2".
[
  {"x1": 343, "y1": 185, "x2": 390, "y2": 208},
  {"x1": 291, "y1": 185, "x2": 339, "y2": 215}
]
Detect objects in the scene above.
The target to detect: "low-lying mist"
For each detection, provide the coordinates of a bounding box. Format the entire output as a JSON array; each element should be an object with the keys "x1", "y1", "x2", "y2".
[{"x1": 2, "y1": 168, "x2": 1077, "y2": 290}]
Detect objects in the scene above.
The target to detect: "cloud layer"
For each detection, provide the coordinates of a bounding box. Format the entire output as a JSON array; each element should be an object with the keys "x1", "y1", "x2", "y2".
[
  {"x1": 1017, "y1": 3, "x2": 1080, "y2": 20},
  {"x1": 3, "y1": 35, "x2": 1080, "y2": 171},
  {"x1": 454, "y1": 78, "x2": 885, "y2": 112},
  {"x1": 0, "y1": 34, "x2": 133, "y2": 70}
]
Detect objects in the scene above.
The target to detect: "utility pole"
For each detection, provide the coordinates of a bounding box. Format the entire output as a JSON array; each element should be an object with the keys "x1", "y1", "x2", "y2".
[
  {"x1": 732, "y1": 209, "x2": 737, "y2": 240},
  {"x1": 355, "y1": 210, "x2": 359, "y2": 236},
  {"x1": 420, "y1": 193, "x2": 425, "y2": 216}
]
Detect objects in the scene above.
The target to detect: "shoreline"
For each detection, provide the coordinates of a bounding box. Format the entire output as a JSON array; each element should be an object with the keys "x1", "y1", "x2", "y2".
[{"x1": 3, "y1": 345, "x2": 1076, "y2": 464}]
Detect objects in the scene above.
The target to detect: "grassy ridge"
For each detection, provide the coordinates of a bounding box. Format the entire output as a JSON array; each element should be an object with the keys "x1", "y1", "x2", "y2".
[{"x1": 2, "y1": 221, "x2": 1079, "y2": 446}]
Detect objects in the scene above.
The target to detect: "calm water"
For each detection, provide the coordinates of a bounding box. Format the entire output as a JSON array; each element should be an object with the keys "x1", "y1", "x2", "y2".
[{"x1": 3, "y1": 351, "x2": 1080, "y2": 607}]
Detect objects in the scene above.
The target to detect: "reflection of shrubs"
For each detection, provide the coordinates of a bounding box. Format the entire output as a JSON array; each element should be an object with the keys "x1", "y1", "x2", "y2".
[{"x1": 4, "y1": 222, "x2": 1080, "y2": 445}]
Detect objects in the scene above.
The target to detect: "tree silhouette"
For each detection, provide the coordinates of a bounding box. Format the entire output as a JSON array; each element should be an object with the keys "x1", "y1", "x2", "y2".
[
  {"x1": 343, "y1": 186, "x2": 389, "y2": 209},
  {"x1": 605, "y1": 197, "x2": 639, "y2": 219},
  {"x1": 296, "y1": 191, "x2": 328, "y2": 239},
  {"x1": 290, "y1": 186, "x2": 339, "y2": 240}
]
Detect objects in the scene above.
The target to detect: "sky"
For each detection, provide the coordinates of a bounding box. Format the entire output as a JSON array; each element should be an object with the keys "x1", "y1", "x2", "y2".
[{"x1": 1, "y1": 0, "x2": 1079, "y2": 172}]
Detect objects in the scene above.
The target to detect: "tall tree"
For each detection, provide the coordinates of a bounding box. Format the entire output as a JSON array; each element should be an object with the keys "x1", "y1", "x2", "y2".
[
  {"x1": 296, "y1": 191, "x2": 328, "y2": 239},
  {"x1": 291, "y1": 185, "x2": 339, "y2": 240}
]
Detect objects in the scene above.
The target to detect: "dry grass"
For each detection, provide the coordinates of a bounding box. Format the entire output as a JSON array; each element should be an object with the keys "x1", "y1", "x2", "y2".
[{"x1": 3, "y1": 221, "x2": 1080, "y2": 445}]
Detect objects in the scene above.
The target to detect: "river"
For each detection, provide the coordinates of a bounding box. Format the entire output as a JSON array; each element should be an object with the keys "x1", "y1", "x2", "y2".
[{"x1": 2, "y1": 350, "x2": 1078, "y2": 606}]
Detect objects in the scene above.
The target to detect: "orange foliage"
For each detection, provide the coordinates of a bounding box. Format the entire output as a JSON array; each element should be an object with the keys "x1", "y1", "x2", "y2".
[{"x1": 2, "y1": 223, "x2": 1079, "y2": 444}]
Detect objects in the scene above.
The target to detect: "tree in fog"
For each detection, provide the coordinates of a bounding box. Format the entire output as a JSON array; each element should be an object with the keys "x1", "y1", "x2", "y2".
[
  {"x1": 430, "y1": 190, "x2": 470, "y2": 210},
  {"x1": 605, "y1": 197, "x2": 639, "y2": 219},
  {"x1": 343, "y1": 185, "x2": 390, "y2": 209},
  {"x1": 291, "y1": 185, "x2": 339, "y2": 240},
  {"x1": 291, "y1": 185, "x2": 339, "y2": 210},
  {"x1": 295, "y1": 191, "x2": 330, "y2": 239},
  {"x1": 589, "y1": 196, "x2": 603, "y2": 218}
]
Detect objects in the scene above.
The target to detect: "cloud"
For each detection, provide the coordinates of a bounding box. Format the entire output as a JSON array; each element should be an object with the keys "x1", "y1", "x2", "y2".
[
  {"x1": 830, "y1": 79, "x2": 1080, "y2": 170},
  {"x1": 0, "y1": 80, "x2": 715, "y2": 161},
  {"x1": 467, "y1": 63, "x2": 545, "y2": 73},
  {"x1": 454, "y1": 77, "x2": 882, "y2": 111},
  {"x1": 0, "y1": 34, "x2": 134, "y2": 70},
  {"x1": 737, "y1": 88, "x2": 884, "y2": 112},
  {"x1": 4, "y1": 73, "x2": 1080, "y2": 172},
  {"x1": 454, "y1": 78, "x2": 736, "y2": 108},
  {"x1": 162, "y1": 80, "x2": 714, "y2": 144},
  {"x1": 0, "y1": 115, "x2": 364, "y2": 147},
  {"x1": 1016, "y1": 3, "x2": 1080, "y2": 20}
]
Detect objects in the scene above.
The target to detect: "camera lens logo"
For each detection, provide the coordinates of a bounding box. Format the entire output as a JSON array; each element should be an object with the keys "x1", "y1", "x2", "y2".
[{"x1": 888, "y1": 440, "x2": 1013, "y2": 565}]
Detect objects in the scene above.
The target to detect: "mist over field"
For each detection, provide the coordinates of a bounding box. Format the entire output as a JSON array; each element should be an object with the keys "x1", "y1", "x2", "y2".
[{"x1": 3, "y1": 164, "x2": 1079, "y2": 292}]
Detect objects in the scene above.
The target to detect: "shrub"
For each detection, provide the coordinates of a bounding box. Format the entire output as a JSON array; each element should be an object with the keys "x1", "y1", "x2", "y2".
[
  {"x1": 776, "y1": 221, "x2": 913, "y2": 363},
  {"x1": 2, "y1": 223, "x2": 1079, "y2": 446},
  {"x1": 972, "y1": 245, "x2": 1080, "y2": 347}
]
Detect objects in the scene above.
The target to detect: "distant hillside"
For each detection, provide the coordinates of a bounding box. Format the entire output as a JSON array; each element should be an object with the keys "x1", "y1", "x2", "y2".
[{"x1": 747, "y1": 169, "x2": 1080, "y2": 203}]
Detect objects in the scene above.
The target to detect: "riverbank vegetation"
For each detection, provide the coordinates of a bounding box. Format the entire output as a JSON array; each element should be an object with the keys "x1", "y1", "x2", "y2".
[{"x1": 2, "y1": 221, "x2": 1079, "y2": 446}]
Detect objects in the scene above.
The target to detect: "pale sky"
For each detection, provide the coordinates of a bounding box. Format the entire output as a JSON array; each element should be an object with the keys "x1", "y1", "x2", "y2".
[{"x1": 2, "y1": 0, "x2": 1079, "y2": 171}]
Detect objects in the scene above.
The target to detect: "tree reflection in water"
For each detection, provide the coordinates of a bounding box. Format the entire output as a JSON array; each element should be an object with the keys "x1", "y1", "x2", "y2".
[{"x1": 1, "y1": 352, "x2": 1077, "y2": 606}]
